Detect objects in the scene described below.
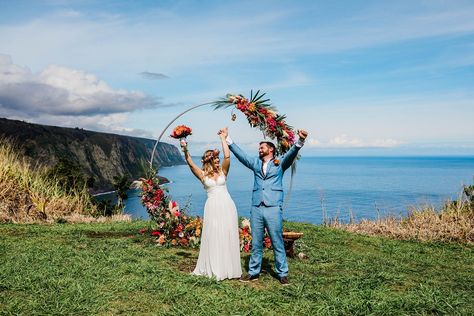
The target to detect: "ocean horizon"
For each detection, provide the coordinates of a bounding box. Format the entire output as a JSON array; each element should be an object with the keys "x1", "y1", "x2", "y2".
[{"x1": 108, "y1": 155, "x2": 474, "y2": 225}]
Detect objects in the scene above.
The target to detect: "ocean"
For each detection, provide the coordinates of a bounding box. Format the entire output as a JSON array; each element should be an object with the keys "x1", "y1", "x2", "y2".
[{"x1": 112, "y1": 156, "x2": 474, "y2": 224}]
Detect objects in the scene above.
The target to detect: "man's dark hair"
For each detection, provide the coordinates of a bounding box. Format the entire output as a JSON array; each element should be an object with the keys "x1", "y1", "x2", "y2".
[{"x1": 259, "y1": 141, "x2": 277, "y2": 157}]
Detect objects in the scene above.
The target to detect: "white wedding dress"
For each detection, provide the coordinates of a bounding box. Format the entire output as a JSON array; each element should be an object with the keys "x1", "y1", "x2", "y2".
[{"x1": 192, "y1": 173, "x2": 242, "y2": 280}]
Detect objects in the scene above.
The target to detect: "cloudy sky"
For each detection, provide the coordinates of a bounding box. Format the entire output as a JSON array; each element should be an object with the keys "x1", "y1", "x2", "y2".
[{"x1": 0, "y1": 0, "x2": 473, "y2": 155}]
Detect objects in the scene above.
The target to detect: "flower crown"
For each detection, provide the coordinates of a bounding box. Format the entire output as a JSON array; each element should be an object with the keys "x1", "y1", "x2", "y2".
[{"x1": 201, "y1": 149, "x2": 220, "y2": 164}]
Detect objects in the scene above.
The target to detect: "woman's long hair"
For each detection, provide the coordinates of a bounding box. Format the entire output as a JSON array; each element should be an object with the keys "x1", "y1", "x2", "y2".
[{"x1": 201, "y1": 149, "x2": 221, "y2": 178}]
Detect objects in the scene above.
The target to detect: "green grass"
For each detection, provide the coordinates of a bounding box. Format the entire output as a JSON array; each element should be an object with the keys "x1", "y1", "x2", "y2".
[{"x1": 1, "y1": 221, "x2": 473, "y2": 315}]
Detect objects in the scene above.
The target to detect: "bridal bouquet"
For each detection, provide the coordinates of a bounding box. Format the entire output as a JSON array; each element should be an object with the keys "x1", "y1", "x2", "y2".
[
  {"x1": 213, "y1": 90, "x2": 295, "y2": 155},
  {"x1": 170, "y1": 125, "x2": 192, "y2": 140}
]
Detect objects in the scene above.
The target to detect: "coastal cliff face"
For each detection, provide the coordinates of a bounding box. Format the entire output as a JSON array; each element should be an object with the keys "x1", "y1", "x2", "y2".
[{"x1": 0, "y1": 118, "x2": 185, "y2": 192}]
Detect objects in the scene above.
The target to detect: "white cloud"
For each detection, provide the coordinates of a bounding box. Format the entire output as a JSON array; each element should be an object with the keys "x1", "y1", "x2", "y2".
[
  {"x1": 56, "y1": 9, "x2": 82, "y2": 18},
  {"x1": 306, "y1": 134, "x2": 403, "y2": 148},
  {"x1": 0, "y1": 54, "x2": 169, "y2": 138},
  {"x1": 0, "y1": 54, "x2": 160, "y2": 117},
  {"x1": 371, "y1": 138, "x2": 404, "y2": 148},
  {"x1": 307, "y1": 138, "x2": 321, "y2": 147},
  {"x1": 330, "y1": 134, "x2": 364, "y2": 147},
  {"x1": 1, "y1": 1, "x2": 473, "y2": 74}
]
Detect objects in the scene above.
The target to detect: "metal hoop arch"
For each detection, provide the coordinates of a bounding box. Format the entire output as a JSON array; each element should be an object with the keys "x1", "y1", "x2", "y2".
[
  {"x1": 149, "y1": 102, "x2": 214, "y2": 169},
  {"x1": 149, "y1": 101, "x2": 297, "y2": 209}
]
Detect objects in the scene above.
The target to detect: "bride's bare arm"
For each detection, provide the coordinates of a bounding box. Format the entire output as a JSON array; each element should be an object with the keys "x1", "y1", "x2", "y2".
[
  {"x1": 219, "y1": 128, "x2": 231, "y2": 176},
  {"x1": 181, "y1": 140, "x2": 204, "y2": 182}
]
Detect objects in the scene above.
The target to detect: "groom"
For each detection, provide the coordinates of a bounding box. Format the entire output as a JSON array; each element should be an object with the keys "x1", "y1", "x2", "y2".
[{"x1": 220, "y1": 127, "x2": 308, "y2": 286}]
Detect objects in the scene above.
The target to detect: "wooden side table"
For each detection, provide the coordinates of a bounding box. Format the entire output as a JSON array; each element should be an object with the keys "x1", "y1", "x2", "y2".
[{"x1": 282, "y1": 232, "x2": 303, "y2": 258}]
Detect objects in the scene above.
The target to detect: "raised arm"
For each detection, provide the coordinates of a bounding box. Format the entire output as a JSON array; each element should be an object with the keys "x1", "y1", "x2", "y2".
[
  {"x1": 221, "y1": 128, "x2": 255, "y2": 170},
  {"x1": 280, "y1": 144, "x2": 300, "y2": 171},
  {"x1": 218, "y1": 128, "x2": 231, "y2": 176},
  {"x1": 180, "y1": 140, "x2": 204, "y2": 182},
  {"x1": 229, "y1": 142, "x2": 255, "y2": 170},
  {"x1": 280, "y1": 129, "x2": 308, "y2": 171}
]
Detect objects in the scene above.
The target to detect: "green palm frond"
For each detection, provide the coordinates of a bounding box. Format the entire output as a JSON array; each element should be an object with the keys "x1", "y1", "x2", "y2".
[{"x1": 253, "y1": 93, "x2": 266, "y2": 103}]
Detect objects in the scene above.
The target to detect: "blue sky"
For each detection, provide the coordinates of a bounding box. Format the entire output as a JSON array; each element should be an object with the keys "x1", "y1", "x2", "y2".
[{"x1": 0, "y1": 0, "x2": 473, "y2": 155}]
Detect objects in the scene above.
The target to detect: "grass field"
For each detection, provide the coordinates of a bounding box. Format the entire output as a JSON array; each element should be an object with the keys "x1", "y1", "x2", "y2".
[{"x1": 1, "y1": 220, "x2": 473, "y2": 315}]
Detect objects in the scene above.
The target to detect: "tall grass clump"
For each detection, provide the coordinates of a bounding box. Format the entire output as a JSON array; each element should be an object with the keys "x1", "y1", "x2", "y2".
[
  {"x1": 0, "y1": 138, "x2": 97, "y2": 223},
  {"x1": 331, "y1": 183, "x2": 474, "y2": 244}
]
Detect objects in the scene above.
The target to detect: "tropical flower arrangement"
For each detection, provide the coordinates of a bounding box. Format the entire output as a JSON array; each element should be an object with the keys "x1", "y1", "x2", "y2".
[
  {"x1": 213, "y1": 90, "x2": 296, "y2": 155},
  {"x1": 240, "y1": 218, "x2": 252, "y2": 252},
  {"x1": 138, "y1": 174, "x2": 202, "y2": 247},
  {"x1": 170, "y1": 125, "x2": 192, "y2": 140},
  {"x1": 239, "y1": 218, "x2": 272, "y2": 253}
]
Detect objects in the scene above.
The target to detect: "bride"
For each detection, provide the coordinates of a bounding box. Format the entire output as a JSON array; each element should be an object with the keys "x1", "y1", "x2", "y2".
[{"x1": 180, "y1": 127, "x2": 242, "y2": 280}]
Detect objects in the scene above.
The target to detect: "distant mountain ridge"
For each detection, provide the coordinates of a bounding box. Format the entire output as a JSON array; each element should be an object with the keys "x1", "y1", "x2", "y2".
[{"x1": 0, "y1": 117, "x2": 185, "y2": 192}]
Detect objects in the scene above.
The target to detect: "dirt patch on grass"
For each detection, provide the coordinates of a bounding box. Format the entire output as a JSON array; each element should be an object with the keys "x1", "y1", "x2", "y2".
[
  {"x1": 177, "y1": 258, "x2": 197, "y2": 273},
  {"x1": 84, "y1": 231, "x2": 135, "y2": 238}
]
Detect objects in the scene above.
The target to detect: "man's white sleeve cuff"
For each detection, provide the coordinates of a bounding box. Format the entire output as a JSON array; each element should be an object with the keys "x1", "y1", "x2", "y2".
[
  {"x1": 226, "y1": 136, "x2": 233, "y2": 145},
  {"x1": 296, "y1": 139, "x2": 305, "y2": 147}
]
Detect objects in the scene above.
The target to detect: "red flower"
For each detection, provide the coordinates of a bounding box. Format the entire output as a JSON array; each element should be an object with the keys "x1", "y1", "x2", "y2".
[
  {"x1": 179, "y1": 238, "x2": 189, "y2": 246},
  {"x1": 266, "y1": 117, "x2": 276, "y2": 127},
  {"x1": 264, "y1": 236, "x2": 272, "y2": 248},
  {"x1": 243, "y1": 243, "x2": 251, "y2": 253},
  {"x1": 151, "y1": 231, "x2": 161, "y2": 236},
  {"x1": 139, "y1": 228, "x2": 147, "y2": 235},
  {"x1": 237, "y1": 102, "x2": 248, "y2": 111}
]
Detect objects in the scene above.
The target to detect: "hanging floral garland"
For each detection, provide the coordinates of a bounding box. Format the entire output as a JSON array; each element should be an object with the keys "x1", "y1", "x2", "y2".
[
  {"x1": 212, "y1": 90, "x2": 296, "y2": 155},
  {"x1": 137, "y1": 174, "x2": 202, "y2": 248}
]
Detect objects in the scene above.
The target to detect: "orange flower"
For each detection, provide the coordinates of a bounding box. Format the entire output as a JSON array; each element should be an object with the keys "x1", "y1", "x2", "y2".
[
  {"x1": 170, "y1": 125, "x2": 192, "y2": 139},
  {"x1": 248, "y1": 102, "x2": 256, "y2": 112}
]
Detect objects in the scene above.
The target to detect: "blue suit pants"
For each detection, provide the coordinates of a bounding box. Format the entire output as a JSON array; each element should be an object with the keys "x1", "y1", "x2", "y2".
[{"x1": 248, "y1": 205, "x2": 288, "y2": 278}]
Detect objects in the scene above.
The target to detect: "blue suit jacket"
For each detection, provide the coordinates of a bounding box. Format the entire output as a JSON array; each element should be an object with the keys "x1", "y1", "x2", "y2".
[{"x1": 229, "y1": 143, "x2": 301, "y2": 207}]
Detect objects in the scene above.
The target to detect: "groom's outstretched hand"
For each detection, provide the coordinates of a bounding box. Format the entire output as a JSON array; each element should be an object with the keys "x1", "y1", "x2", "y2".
[
  {"x1": 298, "y1": 129, "x2": 308, "y2": 141},
  {"x1": 218, "y1": 127, "x2": 228, "y2": 138}
]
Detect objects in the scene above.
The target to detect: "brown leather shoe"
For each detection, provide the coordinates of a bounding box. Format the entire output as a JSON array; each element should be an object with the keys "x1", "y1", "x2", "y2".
[
  {"x1": 279, "y1": 276, "x2": 290, "y2": 286},
  {"x1": 239, "y1": 274, "x2": 259, "y2": 283}
]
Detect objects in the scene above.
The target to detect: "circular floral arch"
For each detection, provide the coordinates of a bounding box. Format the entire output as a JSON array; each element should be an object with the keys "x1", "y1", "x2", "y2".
[
  {"x1": 139, "y1": 91, "x2": 299, "y2": 248},
  {"x1": 149, "y1": 90, "x2": 296, "y2": 168}
]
